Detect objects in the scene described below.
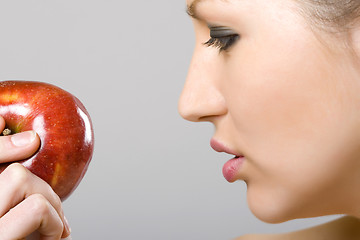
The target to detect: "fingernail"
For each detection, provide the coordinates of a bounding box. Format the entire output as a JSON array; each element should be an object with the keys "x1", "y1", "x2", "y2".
[
  {"x1": 11, "y1": 131, "x2": 36, "y2": 147},
  {"x1": 61, "y1": 236, "x2": 72, "y2": 240}
]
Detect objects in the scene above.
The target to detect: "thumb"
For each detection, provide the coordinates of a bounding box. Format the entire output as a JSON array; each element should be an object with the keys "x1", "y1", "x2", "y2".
[{"x1": 0, "y1": 130, "x2": 40, "y2": 163}]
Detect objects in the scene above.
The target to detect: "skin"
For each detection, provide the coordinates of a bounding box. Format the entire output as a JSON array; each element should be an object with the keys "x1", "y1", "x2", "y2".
[
  {"x1": 235, "y1": 216, "x2": 360, "y2": 240},
  {"x1": 179, "y1": 0, "x2": 360, "y2": 233},
  {"x1": 0, "y1": 116, "x2": 71, "y2": 240}
]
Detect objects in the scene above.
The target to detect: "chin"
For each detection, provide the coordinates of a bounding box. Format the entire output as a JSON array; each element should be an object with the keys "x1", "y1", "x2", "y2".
[
  {"x1": 246, "y1": 185, "x2": 305, "y2": 224},
  {"x1": 248, "y1": 201, "x2": 292, "y2": 224}
]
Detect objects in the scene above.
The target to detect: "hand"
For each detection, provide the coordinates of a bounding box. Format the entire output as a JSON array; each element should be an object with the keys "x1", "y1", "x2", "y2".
[
  {"x1": 0, "y1": 116, "x2": 71, "y2": 239},
  {"x1": 0, "y1": 116, "x2": 40, "y2": 162}
]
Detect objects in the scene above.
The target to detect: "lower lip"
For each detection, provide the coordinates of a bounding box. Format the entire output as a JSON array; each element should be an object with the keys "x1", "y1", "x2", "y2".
[{"x1": 222, "y1": 156, "x2": 245, "y2": 182}]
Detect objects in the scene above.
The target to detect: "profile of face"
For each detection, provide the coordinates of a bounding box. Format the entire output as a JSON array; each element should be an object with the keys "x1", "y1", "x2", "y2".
[{"x1": 179, "y1": 0, "x2": 360, "y2": 223}]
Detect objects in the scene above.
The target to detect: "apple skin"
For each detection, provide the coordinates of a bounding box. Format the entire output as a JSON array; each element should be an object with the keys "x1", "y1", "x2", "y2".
[{"x1": 0, "y1": 81, "x2": 94, "y2": 201}]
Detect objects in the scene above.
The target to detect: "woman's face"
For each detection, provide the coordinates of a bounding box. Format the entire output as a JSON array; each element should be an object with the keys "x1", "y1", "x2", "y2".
[{"x1": 179, "y1": 0, "x2": 360, "y2": 223}]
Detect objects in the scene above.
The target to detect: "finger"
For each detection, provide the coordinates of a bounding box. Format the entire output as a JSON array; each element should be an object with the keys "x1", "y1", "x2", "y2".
[
  {"x1": 0, "y1": 194, "x2": 63, "y2": 240},
  {"x1": 0, "y1": 130, "x2": 40, "y2": 163},
  {"x1": 0, "y1": 116, "x2": 5, "y2": 131},
  {"x1": 0, "y1": 163, "x2": 71, "y2": 238}
]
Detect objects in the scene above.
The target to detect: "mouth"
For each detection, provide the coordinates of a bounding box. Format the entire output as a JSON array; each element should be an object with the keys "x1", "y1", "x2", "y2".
[
  {"x1": 210, "y1": 138, "x2": 245, "y2": 182},
  {"x1": 210, "y1": 138, "x2": 243, "y2": 157}
]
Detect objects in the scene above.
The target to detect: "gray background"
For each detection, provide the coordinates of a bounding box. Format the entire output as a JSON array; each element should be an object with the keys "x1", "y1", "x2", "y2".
[{"x1": 0, "y1": 1, "x2": 337, "y2": 239}]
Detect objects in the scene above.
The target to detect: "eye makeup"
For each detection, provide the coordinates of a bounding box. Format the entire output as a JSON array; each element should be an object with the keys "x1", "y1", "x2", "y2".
[
  {"x1": 204, "y1": 25, "x2": 240, "y2": 52},
  {"x1": 209, "y1": 26, "x2": 237, "y2": 38}
]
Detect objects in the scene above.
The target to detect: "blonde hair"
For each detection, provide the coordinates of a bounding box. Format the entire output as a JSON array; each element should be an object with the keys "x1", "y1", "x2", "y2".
[
  {"x1": 292, "y1": 0, "x2": 360, "y2": 57},
  {"x1": 296, "y1": 0, "x2": 360, "y2": 32}
]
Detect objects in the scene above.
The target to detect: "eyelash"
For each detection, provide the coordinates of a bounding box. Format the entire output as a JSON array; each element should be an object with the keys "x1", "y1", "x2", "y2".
[{"x1": 204, "y1": 34, "x2": 240, "y2": 52}]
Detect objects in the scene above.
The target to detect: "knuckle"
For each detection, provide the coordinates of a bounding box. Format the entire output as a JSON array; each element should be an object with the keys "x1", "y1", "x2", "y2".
[
  {"x1": 27, "y1": 194, "x2": 64, "y2": 235},
  {"x1": 28, "y1": 194, "x2": 50, "y2": 216},
  {"x1": 3, "y1": 163, "x2": 29, "y2": 191}
]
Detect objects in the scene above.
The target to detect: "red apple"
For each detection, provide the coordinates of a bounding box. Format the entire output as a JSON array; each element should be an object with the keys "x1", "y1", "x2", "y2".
[{"x1": 0, "y1": 80, "x2": 94, "y2": 201}]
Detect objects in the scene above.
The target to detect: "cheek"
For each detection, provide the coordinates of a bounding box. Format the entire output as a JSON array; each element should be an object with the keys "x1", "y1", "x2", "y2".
[
  {"x1": 226, "y1": 36, "x2": 343, "y2": 157},
  {"x1": 224, "y1": 34, "x2": 360, "y2": 220}
]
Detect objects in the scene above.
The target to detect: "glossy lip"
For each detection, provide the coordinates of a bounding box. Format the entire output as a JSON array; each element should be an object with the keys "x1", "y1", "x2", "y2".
[
  {"x1": 210, "y1": 138, "x2": 245, "y2": 182},
  {"x1": 222, "y1": 156, "x2": 245, "y2": 182},
  {"x1": 210, "y1": 138, "x2": 243, "y2": 157}
]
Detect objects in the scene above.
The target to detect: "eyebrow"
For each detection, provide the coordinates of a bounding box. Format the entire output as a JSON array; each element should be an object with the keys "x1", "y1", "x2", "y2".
[
  {"x1": 186, "y1": 0, "x2": 205, "y2": 20},
  {"x1": 186, "y1": 0, "x2": 228, "y2": 20}
]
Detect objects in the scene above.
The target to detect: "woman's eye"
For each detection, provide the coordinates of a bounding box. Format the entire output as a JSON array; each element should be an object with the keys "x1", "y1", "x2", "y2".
[
  {"x1": 204, "y1": 26, "x2": 240, "y2": 52},
  {"x1": 204, "y1": 35, "x2": 240, "y2": 52}
]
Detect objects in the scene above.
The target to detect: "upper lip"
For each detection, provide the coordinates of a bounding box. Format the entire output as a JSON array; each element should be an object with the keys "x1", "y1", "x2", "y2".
[{"x1": 210, "y1": 138, "x2": 243, "y2": 157}]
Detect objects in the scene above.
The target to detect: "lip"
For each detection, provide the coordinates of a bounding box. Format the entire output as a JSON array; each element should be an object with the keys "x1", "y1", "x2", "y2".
[
  {"x1": 222, "y1": 156, "x2": 245, "y2": 182},
  {"x1": 210, "y1": 138, "x2": 243, "y2": 157},
  {"x1": 210, "y1": 139, "x2": 245, "y2": 182}
]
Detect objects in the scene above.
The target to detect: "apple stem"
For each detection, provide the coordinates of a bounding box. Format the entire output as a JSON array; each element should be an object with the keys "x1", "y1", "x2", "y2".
[{"x1": 2, "y1": 128, "x2": 11, "y2": 136}]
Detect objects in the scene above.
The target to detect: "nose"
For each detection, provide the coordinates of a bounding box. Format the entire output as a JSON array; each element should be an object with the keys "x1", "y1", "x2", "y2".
[{"x1": 178, "y1": 48, "x2": 227, "y2": 122}]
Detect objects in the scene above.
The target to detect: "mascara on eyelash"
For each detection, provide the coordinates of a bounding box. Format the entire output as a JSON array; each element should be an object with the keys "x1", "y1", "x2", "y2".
[
  {"x1": 208, "y1": 26, "x2": 237, "y2": 38},
  {"x1": 204, "y1": 34, "x2": 240, "y2": 51}
]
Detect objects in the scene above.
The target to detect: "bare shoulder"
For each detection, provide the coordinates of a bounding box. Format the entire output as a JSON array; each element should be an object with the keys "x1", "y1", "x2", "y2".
[{"x1": 234, "y1": 216, "x2": 360, "y2": 240}]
